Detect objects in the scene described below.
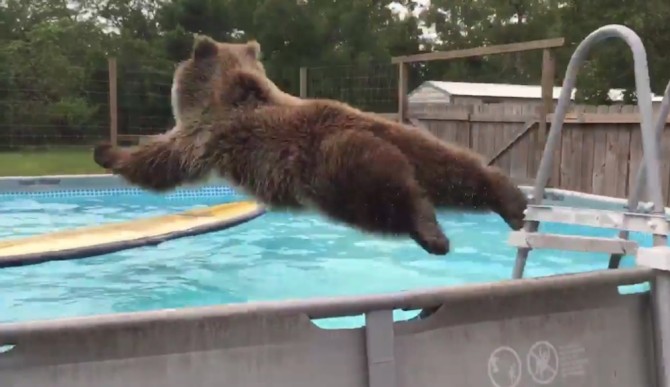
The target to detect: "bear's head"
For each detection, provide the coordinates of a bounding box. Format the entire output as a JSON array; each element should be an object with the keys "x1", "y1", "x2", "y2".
[
  {"x1": 170, "y1": 35, "x2": 267, "y2": 124},
  {"x1": 170, "y1": 35, "x2": 304, "y2": 126}
]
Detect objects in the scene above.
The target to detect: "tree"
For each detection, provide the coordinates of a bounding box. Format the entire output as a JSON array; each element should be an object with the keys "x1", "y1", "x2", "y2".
[
  {"x1": 3, "y1": 0, "x2": 669, "y2": 148},
  {"x1": 0, "y1": 16, "x2": 108, "y2": 146}
]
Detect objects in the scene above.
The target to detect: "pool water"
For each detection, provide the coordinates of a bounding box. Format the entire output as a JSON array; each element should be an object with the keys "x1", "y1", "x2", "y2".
[{"x1": 0, "y1": 192, "x2": 647, "y2": 328}]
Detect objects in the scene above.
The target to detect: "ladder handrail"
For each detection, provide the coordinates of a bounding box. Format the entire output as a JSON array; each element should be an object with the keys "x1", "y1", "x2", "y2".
[
  {"x1": 609, "y1": 80, "x2": 670, "y2": 269},
  {"x1": 513, "y1": 25, "x2": 668, "y2": 279},
  {"x1": 531, "y1": 25, "x2": 663, "y2": 213},
  {"x1": 627, "y1": 80, "x2": 670, "y2": 211}
]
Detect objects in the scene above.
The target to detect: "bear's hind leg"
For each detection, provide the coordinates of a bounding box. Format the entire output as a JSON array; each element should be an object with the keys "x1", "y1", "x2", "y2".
[
  {"x1": 406, "y1": 194, "x2": 451, "y2": 255},
  {"x1": 312, "y1": 130, "x2": 449, "y2": 255}
]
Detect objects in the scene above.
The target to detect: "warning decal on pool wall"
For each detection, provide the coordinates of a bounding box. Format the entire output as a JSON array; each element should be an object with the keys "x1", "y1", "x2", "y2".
[
  {"x1": 527, "y1": 341, "x2": 559, "y2": 384},
  {"x1": 487, "y1": 346, "x2": 522, "y2": 387},
  {"x1": 556, "y1": 343, "x2": 589, "y2": 378},
  {"x1": 487, "y1": 340, "x2": 589, "y2": 387}
]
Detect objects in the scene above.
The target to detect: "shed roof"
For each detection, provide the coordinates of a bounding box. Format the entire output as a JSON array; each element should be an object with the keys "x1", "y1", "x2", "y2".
[{"x1": 409, "y1": 81, "x2": 663, "y2": 102}]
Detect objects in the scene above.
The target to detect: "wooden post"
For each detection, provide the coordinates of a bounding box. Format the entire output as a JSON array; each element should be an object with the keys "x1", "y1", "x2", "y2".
[
  {"x1": 466, "y1": 104, "x2": 474, "y2": 149},
  {"x1": 397, "y1": 63, "x2": 408, "y2": 124},
  {"x1": 539, "y1": 48, "x2": 556, "y2": 184},
  {"x1": 299, "y1": 67, "x2": 308, "y2": 98},
  {"x1": 108, "y1": 57, "x2": 118, "y2": 147},
  {"x1": 539, "y1": 49, "x2": 556, "y2": 145}
]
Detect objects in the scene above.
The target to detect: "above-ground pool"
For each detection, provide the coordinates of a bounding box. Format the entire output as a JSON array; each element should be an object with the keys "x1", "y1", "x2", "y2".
[{"x1": 0, "y1": 182, "x2": 647, "y2": 329}]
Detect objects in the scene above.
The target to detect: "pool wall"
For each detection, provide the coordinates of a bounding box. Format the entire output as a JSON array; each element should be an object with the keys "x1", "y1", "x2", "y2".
[
  {"x1": 0, "y1": 174, "x2": 667, "y2": 386},
  {"x1": 0, "y1": 266, "x2": 658, "y2": 387},
  {"x1": 0, "y1": 173, "x2": 667, "y2": 215},
  {"x1": 0, "y1": 174, "x2": 241, "y2": 199}
]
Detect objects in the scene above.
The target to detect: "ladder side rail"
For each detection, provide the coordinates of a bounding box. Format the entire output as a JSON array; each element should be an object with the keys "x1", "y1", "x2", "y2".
[{"x1": 610, "y1": 80, "x2": 670, "y2": 268}]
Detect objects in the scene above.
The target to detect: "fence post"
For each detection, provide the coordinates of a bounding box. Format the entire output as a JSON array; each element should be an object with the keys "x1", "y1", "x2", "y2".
[
  {"x1": 397, "y1": 62, "x2": 408, "y2": 123},
  {"x1": 538, "y1": 48, "x2": 556, "y2": 183},
  {"x1": 299, "y1": 67, "x2": 308, "y2": 98},
  {"x1": 108, "y1": 57, "x2": 118, "y2": 147},
  {"x1": 7, "y1": 67, "x2": 14, "y2": 149}
]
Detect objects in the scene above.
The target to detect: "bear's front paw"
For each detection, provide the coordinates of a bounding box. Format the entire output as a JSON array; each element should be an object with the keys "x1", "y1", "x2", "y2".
[
  {"x1": 485, "y1": 167, "x2": 528, "y2": 230},
  {"x1": 93, "y1": 142, "x2": 120, "y2": 169},
  {"x1": 503, "y1": 211, "x2": 526, "y2": 230},
  {"x1": 500, "y1": 192, "x2": 528, "y2": 230}
]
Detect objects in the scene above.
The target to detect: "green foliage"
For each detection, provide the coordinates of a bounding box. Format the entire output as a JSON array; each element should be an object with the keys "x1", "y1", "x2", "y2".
[{"x1": 1, "y1": 0, "x2": 669, "y2": 149}]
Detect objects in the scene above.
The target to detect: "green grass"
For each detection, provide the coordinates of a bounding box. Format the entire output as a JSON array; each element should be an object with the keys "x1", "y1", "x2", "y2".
[{"x1": 0, "y1": 148, "x2": 105, "y2": 176}]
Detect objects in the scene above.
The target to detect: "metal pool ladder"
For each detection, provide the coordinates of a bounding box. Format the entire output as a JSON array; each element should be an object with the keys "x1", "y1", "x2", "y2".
[
  {"x1": 509, "y1": 24, "x2": 670, "y2": 280},
  {"x1": 508, "y1": 27, "x2": 670, "y2": 387}
]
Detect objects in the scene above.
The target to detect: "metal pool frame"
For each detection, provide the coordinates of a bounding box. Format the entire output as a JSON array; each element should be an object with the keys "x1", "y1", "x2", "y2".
[{"x1": 2, "y1": 24, "x2": 670, "y2": 387}]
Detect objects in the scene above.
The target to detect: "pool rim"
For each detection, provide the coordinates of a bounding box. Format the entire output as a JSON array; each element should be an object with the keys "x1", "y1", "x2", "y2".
[{"x1": 0, "y1": 173, "x2": 666, "y2": 215}]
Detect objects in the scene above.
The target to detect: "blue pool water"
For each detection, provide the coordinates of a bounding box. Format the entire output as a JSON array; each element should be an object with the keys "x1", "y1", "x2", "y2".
[{"x1": 0, "y1": 191, "x2": 647, "y2": 328}]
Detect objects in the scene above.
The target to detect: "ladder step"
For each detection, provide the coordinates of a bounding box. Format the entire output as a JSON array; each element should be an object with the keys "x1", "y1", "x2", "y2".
[
  {"x1": 636, "y1": 246, "x2": 670, "y2": 271},
  {"x1": 523, "y1": 205, "x2": 669, "y2": 234},
  {"x1": 509, "y1": 231, "x2": 639, "y2": 255}
]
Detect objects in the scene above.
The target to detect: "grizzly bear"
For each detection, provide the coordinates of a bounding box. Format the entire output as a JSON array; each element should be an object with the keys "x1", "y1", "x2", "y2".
[{"x1": 93, "y1": 36, "x2": 528, "y2": 255}]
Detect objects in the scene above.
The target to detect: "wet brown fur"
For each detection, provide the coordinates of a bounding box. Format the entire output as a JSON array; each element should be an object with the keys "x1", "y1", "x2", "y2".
[{"x1": 93, "y1": 36, "x2": 528, "y2": 255}]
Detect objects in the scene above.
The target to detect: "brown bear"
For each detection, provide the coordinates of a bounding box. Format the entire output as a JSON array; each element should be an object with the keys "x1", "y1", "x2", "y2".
[{"x1": 93, "y1": 36, "x2": 528, "y2": 256}]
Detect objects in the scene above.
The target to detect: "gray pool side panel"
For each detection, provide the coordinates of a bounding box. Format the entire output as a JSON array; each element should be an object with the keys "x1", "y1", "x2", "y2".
[{"x1": 0, "y1": 267, "x2": 657, "y2": 387}]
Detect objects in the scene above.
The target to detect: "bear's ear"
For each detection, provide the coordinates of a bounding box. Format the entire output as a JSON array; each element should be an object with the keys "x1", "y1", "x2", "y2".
[
  {"x1": 192, "y1": 34, "x2": 218, "y2": 61},
  {"x1": 245, "y1": 40, "x2": 262, "y2": 60}
]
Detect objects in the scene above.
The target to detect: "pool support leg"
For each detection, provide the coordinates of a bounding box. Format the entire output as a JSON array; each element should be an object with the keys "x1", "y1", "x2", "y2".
[
  {"x1": 365, "y1": 310, "x2": 396, "y2": 387},
  {"x1": 653, "y1": 276, "x2": 670, "y2": 387},
  {"x1": 637, "y1": 247, "x2": 670, "y2": 387}
]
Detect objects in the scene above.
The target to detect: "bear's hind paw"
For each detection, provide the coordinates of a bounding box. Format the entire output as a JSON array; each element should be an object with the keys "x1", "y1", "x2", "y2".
[{"x1": 410, "y1": 227, "x2": 450, "y2": 255}]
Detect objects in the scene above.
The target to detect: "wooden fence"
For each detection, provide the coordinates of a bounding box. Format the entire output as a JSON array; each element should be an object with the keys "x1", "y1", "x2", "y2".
[{"x1": 406, "y1": 103, "x2": 670, "y2": 205}]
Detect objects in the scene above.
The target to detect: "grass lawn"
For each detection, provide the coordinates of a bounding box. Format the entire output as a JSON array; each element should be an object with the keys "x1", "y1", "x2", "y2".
[{"x1": 0, "y1": 148, "x2": 105, "y2": 176}]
